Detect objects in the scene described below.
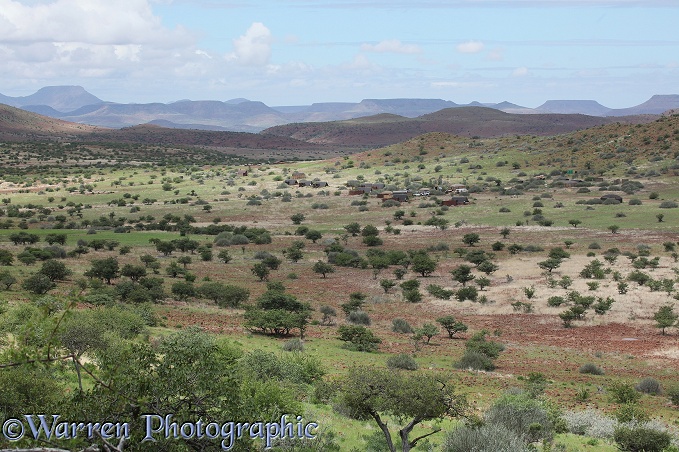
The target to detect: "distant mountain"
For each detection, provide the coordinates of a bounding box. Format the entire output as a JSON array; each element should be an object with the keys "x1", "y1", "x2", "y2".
[
  {"x1": 608, "y1": 95, "x2": 679, "y2": 116},
  {"x1": 262, "y1": 106, "x2": 655, "y2": 147},
  {"x1": 536, "y1": 100, "x2": 612, "y2": 116},
  {"x1": 0, "y1": 103, "x2": 341, "y2": 153},
  {"x1": 2, "y1": 86, "x2": 678, "y2": 132},
  {"x1": 2, "y1": 86, "x2": 103, "y2": 112}
]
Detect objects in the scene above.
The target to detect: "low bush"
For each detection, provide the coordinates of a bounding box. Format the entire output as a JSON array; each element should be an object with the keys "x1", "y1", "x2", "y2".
[
  {"x1": 454, "y1": 350, "x2": 495, "y2": 371},
  {"x1": 613, "y1": 425, "x2": 671, "y2": 452},
  {"x1": 282, "y1": 338, "x2": 305, "y2": 352},
  {"x1": 484, "y1": 392, "x2": 555, "y2": 444},
  {"x1": 386, "y1": 353, "x2": 418, "y2": 371},
  {"x1": 347, "y1": 310, "x2": 371, "y2": 326},
  {"x1": 391, "y1": 318, "x2": 413, "y2": 334},
  {"x1": 442, "y1": 423, "x2": 529, "y2": 452},
  {"x1": 608, "y1": 382, "x2": 642, "y2": 404},
  {"x1": 636, "y1": 377, "x2": 662, "y2": 395},
  {"x1": 563, "y1": 409, "x2": 618, "y2": 439},
  {"x1": 579, "y1": 363, "x2": 605, "y2": 375}
]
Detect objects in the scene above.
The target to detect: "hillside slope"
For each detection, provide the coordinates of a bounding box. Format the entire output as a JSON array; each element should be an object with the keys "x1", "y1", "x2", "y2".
[{"x1": 262, "y1": 106, "x2": 656, "y2": 147}]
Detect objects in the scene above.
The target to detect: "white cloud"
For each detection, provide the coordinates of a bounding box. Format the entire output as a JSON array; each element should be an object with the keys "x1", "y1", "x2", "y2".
[
  {"x1": 513, "y1": 66, "x2": 529, "y2": 77},
  {"x1": 343, "y1": 54, "x2": 382, "y2": 73},
  {"x1": 0, "y1": 0, "x2": 191, "y2": 46},
  {"x1": 456, "y1": 40, "x2": 484, "y2": 54},
  {"x1": 228, "y1": 22, "x2": 273, "y2": 67},
  {"x1": 361, "y1": 39, "x2": 422, "y2": 54}
]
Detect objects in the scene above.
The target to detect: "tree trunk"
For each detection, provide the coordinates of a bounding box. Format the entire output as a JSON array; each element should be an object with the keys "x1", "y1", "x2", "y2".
[{"x1": 371, "y1": 412, "x2": 396, "y2": 452}]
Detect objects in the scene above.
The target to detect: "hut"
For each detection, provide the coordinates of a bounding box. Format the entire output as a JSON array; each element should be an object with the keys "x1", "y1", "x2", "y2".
[{"x1": 442, "y1": 196, "x2": 469, "y2": 206}]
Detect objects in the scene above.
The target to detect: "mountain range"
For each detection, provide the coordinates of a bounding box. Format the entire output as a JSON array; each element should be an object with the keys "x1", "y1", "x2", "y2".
[{"x1": 2, "y1": 86, "x2": 678, "y2": 132}]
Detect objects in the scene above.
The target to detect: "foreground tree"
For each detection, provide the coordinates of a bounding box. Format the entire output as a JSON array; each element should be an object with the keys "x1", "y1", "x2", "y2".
[{"x1": 335, "y1": 366, "x2": 467, "y2": 452}]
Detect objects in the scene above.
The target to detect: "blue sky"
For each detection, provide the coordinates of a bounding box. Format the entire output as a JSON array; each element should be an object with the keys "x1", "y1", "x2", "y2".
[{"x1": 0, "y1": 0, "x2": 677, "y2": 108}]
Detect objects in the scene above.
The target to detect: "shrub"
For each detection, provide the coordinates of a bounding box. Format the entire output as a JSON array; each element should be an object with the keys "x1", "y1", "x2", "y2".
[
  {"x1": 454, "y1": 350, "x2": 496, "y2": 371},
  {"x1": 484, "y1": 392, "x2": 555, "y2": 444},
  {"x1": 613, "y1": 425, "x2": 671, "y2": 452},
  {"x1": 347, "y1": 310, "x2": 371, "y2": 326},
  {"x1": 579, "y1": 363, "x2": 605, "y2": 375},
  {"x1": 614, "y1": 403, "x2": 649, "y2": 423},
  {"x1": 456, "y1": 286, "x2": 478, "y2": 302},
  {"x1": 386, "y1": 353, "x2": 418, "y2": 371},
  {"x1": 666, "y1": 386, "x2": 679, "y2": 406},
  {"x1": 442, "y1": 423, "x2": 529, "y2": 452},
  {"x1": 635, "y1": 377, "x2": 662, "y2": 395},
  {"x1": 391, "y1": 318, "x2": 413, "y2": 334},
  {"x1": 402, "y1": 289, "x2": 422, "y2": 303},
  {"x1": 659, "y1": 201, "x2": 678, "y2": 208},
  {"x1": 466, "y1": 330, "x2": 504, "y2": 359},
  {"x1": 547, "y1": 296, "x2": 565, "y2": 307},
  {"x1": 608, "y1": 382, "x2": 642, "y2": 404},
  {"x1": 427, "y1": 284, "x2": 454, "y2": 300},
  {"x1": 282, "y1": 338, "x2": 305, "y2": 352},
  {"x1": 337, "y1": 325, "x2": 381, "y2": 352},
  {"x1": 562, "y1": 409, "x2": 618, "y2": 439},
  {"x1": 238, "y1": 349, "x2": 324, "y2": 384}
]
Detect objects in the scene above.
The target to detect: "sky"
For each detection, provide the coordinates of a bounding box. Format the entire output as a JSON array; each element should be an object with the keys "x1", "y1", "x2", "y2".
[{"x1": 0, "y1": 0, "x2": 677, "y2": 108}]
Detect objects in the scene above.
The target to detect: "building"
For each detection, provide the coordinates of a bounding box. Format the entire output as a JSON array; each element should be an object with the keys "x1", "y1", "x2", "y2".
[
  {"x1": 442, "y1": 196, "x2": 469, "y2": 206},
  {"x1": 601, "y1": 194, "x2": 623, "y2": 203},
  {"x1": 391, "y1": 190, "x2": 410, "y2": 202}
]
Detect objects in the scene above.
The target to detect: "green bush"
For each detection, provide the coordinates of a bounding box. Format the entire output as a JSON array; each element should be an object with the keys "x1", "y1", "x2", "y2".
[
  {"x1": 614, "y1": 403, "x2": 649, "y2": 423},
  {"x1": 386, "y1": 353, "x2": 418, "y2": 371},
  {"x1": 613, "y1": 425, "x2": 671, "y2": 452},
  {"x1": 608, "y1": 382, "x2": 642, "y2": 404},
  {"x1": 547, "y1": 296, "x2": 565, "y2": 307},
  {"x1": 456, "y1": 286, "x2": 478, "y2": 302},
  {"x1": 337, "y1": 325, "x2": 381, "y2": 352},
  {"x1": 466, "y1": 330, "x2": 504, "y2": 359}
]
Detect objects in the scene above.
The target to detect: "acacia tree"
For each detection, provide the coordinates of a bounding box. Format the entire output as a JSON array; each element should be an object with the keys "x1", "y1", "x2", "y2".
[
  {"x1": 336, "y1": 366, "x2": 467, "y2": 452},
  {"x1": 462, "y1": 233, "x2": 480, "y2": 247},
  {"x1": 654, "y1": 304, "x2": 678, "y2": 335},
  {"x1": 451, "y1": 265, "x2": 475, "y2": 286},
  {"x1": 312, "y1": 260, "x2": 335, "y2": 278},
  {"x1": 411, "y1": 252, "x2": 437, "y2": 277},
  {"x1": 437, "y1": 316, "x2": 468, "y2": 339}
]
